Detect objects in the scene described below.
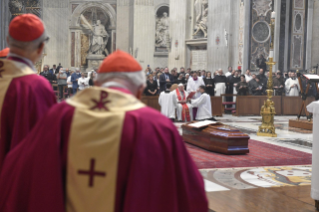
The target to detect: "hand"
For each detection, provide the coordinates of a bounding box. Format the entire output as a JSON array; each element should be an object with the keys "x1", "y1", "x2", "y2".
[
  {"x1": 280, "y1": 85, "x2": 283, "y2": 88},
  {"x1": 291, "y1": 85, "x2": 295, "y2": 88},
  {"x1": 274, "y1": 86, "x2": 278, "y2": 89},
  {"x1": 166, "y1": 79, "x2": 170, "y2": 82},
  {"x1": 239, "y1": 86, "x2": 242, "y2": 89}
]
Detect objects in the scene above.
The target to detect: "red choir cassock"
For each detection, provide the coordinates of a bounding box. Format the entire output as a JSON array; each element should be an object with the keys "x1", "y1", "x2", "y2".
[
  {"x1": 0, "y1": 51, "x2": 207, "y2": 212},
  {"x1": 0, "y1": 14, "x2": 56, "y2": 168}
]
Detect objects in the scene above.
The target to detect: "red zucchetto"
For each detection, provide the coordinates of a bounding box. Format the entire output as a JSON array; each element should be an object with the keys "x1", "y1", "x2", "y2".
[
  {"x1": 237, "y1": 66, "x2": 242, "y2": 70},
  {"x1": 9, "y1": 14, "x2": 45, "y2": 42},
  {"x1": 98, "y1": 50, "x2": 142, "y2": 73},
  {"x1": 0, "y1": 48, "x2": 9, "y2": 58}
]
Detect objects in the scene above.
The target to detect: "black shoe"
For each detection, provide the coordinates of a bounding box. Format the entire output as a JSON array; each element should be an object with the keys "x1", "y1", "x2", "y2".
[{"x1": 315, "y1": 200, "x2": 319, "y2": 211}]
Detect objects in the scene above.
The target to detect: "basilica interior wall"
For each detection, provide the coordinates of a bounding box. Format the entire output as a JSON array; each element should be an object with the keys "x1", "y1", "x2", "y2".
[
  {"x1": 133, "y1": 2, "x2": 155, "y2": 70},
  {"x1": 42, "y1": 0, "x2": 70, "y2": 68},
  {"x1": 311, "y1": 0, "x2": 319, "y2": 68},
  {"x1": 207, "y1": 0, "x2": 240, "y2": 72}
]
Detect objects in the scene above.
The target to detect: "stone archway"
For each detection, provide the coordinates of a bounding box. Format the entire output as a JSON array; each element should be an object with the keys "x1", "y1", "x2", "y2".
[{"x1": 69, "y1": 2, "x2": 116, "y2": 70}]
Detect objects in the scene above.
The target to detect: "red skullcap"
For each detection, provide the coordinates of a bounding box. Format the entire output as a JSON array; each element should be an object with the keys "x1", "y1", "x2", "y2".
[
  {"x1": 0, "y1": 48, "x2": 9, "y2": 58},
  {"x1": 9, "y1": 14, "x2": 45, "y2": 42},
  {"x1": 237, "y1": 66, "x2": 242, "y2": 70},
  {"x1": 98, "y1": 50, "x2": 142, "y2": 73}
]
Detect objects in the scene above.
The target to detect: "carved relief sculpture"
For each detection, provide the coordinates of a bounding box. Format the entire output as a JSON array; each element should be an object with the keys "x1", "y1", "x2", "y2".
[
  {"x1": 9, "y1": 0, "x2": 25, "y2": 19},
  {"x1": 193, "y1": 0, "x2": 208, "y2": 38},
  {"x1": 253, "y1": 0, "x2": 272, "y2": 17},
  {"x1": 155, "y1": 12, "x2": 170, "y2": 49}
]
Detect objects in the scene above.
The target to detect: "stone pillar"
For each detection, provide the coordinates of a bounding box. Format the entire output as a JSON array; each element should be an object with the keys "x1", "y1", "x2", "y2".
[
  {"x1": 116, "y1": 0, "x2": 134, "y2": 53},
  {"x1": 133, "y1": 0, "x2": 155, "y2": 69},
  {"x1": 306, "y1": 0, "x2": 314, "y2": 70},
  {"x1": 311, "y1": 0, "x2": 319, "y2": 67},
  {"x1": 243, "y1": 0, "x2": 251, "y2": 72},
  {"x1": 207, "y1": 0, "x2": 231, "y2": 72},
  {"x1": 283, "y1": 0, "x2": 290, "y2": 72},
  {"x1": 274, "y1": 0, "x2": 281, "y2": 71},
  {"x1": 0, "y1": 0, "x2": 11, "y2": 50},
  {"x1": 42, "y1": 0, "x2": 70, "y2": 67},
  {"x1": 168, "y1": 0, "x2": 187, "y2": 69}
]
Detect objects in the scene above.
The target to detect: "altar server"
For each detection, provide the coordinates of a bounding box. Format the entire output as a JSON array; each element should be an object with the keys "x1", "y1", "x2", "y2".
[
  {"x1": 172, "y1": 83, "x2": 192, "y2": 122},
  {"x1": 307, "y1": 102, "x2": 319, "y2": 210},
  {"x1": 0, "y1": 50, "x2": 208, "y2": 212},
  {"x1": 190, "y1": 85, "x2": 213, "y2": 120},
  {"x1": 285, "y1": 72, "x2": 300, "y2": 96},
  {"x1": 187, "y1": 71, "x2": 205, "y2": 99},
  {"x1": 159, "y1": 83, "x2": 176, "y2": 120},
  {"x1": 0, "y1": 14, "x2": 56, "y2": 169}
]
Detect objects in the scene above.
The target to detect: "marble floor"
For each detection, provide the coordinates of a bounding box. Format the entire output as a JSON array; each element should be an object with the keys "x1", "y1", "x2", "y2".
[{"x1": 175, "y1": 115, "x2": 316, "y2": 211}]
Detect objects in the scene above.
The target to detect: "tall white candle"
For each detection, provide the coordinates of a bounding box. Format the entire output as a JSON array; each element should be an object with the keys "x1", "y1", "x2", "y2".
[
  {"x1": 271, "y1": 11, "x2": 276, "y2": 19},
  {"x1": 269, "y1": 51, "x2": 274, "y2": 58}
]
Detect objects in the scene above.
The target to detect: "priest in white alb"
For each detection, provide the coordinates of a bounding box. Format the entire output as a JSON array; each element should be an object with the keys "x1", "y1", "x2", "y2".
[
  {"x1": 187, "y1": 71, "x2": 205, "y2": 118},
  {"x1": 187, "y1": 71, "x2": 205, "y2": 99},
  {"x1": 190, "y1": 85, "x2": 213, "y2": 120},
  {"x1": 172, "y1": 84, "x2": 193, "y2": 122},
  {"x1": 158, "y1": 83, "x2": 175, "y2": 120},
  {"x1": 285, "y1": 72, "x2": 300, "y2": 96},
  {"x1": 307, "y1": 101, "x2": 319, "y2": 210}
]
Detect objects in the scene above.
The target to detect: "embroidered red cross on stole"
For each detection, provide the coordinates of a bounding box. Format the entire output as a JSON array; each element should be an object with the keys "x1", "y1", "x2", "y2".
[
  {"x1": 90, "y1": 91, "x2": 111, "y2": 111},
  {"x1": 78, "y1": 159, "x2": 106, "y2": 187},
  {"x1": 176, "y1": 88, "x2": 191, "y2": 122}
]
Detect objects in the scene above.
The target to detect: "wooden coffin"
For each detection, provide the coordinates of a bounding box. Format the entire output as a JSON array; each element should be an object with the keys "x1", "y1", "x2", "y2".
[{"x1": 182, "y1": 122, "x2": 250, "y2": 155}]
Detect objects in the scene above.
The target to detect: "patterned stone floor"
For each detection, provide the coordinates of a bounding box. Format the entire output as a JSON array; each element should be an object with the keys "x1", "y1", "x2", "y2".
[
  {"x1": 199, "y1": 166, "x2": 312, "y2": 192},
  {"x1": 175, "y1": 115, "x2": 313, "y2": 154}
]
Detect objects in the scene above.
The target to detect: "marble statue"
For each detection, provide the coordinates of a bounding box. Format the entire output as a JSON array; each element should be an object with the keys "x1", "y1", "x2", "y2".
[
  {"x1": 193, "y1": 7, "x2": 208, "y2": 38},
  {"x1": 80, "y1": 15, "x2": 109, "y2": 56},
  {"x1": 155, "y1": 12, "x2": 170, "y2": 48},
  {"x1": 193, "y1": 0, "x2": 208, "y2": 38},
  {"x1": 90, "y1": 20, "x2": 109, "y2": 55}
]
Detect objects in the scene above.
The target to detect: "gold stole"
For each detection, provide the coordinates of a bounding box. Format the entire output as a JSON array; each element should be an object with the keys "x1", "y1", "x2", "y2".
[
  {"x1": 0, "y1": 59, "x2": 35, "y2": 141},
  {"x1": 66, "y1": 87, "x2": 145, "y2": 212}
]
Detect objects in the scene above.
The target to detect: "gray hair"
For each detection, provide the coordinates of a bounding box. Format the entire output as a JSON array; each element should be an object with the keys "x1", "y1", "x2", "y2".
[
  {"x1": 7, "y1": 30, "x2": 48, "y2": 52},
  {"x1": 96, "y1": 71, "x2": 146, "y2": 88}
]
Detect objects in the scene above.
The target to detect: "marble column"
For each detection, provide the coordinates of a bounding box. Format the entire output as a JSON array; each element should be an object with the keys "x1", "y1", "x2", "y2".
[
  {"x1": 42, "y1": 0, "x2": 70, "y2": 67},
  {"x1": 306, "y1": 0, "x2": 314, "y2": 70},
  {"x1": 168, "y1": 0, "x2": 187, "y2": 69},
  {"x1": 273, "y1": 0, "x2": 281, "y2": 71},
  {"x1": 243, "y1": 0, "x2": 251, "y2": 72},
  {"x1": 311, "y1": 0, "x2": 319, "y2": 67},
  {"x1": 0, "y1": 0, "x2": 10, "y2": 50},
  {"x1": 133, "y1": 0, "x2": 155, "y2": 69},
  {"x1": 116, "y1": 0, "x2": 134, "y2": 53},
  {"x1": 283, "y1": 0, "x2": 290, "y2": 72},
  {"x1": 207, "y1": 0, "x2": 232, "y2": 72}
]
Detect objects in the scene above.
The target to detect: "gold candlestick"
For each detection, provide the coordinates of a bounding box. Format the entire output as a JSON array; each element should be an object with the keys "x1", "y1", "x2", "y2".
[{"x1": 257, "y1": 12, "x2": 277, "y2": 137}]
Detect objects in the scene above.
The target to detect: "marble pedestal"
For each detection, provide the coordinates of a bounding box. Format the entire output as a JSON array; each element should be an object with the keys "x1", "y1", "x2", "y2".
[{"x1": 86, "y1": 54, "x2": 105, "y2": 72}]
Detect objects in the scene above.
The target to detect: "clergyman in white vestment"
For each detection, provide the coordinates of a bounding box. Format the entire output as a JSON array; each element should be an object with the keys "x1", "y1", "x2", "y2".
[
  {"x1": 187, "y1": 72, "x2": 205, "y2": 99},
  {"x1": 172, "y1": 84, "x2": 193, "y2": 122},
  {"x1": 190, "y1": 85, "x2": 212, "y2": 120},
  {"x1": 285, "y1": 73, "x2": 300, "y2": 96},
  {"x1": 307, "y1": 101, "x2": 319, "y2": 209},
  {"x1": 158, "y1": 83, "x2": 175, "y2": 120}
]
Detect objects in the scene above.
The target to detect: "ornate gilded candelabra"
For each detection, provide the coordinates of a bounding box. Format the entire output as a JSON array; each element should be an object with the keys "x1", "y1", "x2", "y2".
[{"x1": 257, "y1": 11, "x2": 277, "y2": 137}]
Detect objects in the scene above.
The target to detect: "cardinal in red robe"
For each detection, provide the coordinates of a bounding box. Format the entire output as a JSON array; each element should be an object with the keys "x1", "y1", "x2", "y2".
[
  {"x1": 0, "y1": 14, "x2": 56, "y2": 169},
  {"x1": 0, "y1": 50, "x2": 208, "y2": 212}
]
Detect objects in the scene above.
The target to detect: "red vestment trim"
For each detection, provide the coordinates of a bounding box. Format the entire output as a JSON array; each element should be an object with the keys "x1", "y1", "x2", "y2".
[{"x1": 176, "y1": 89, "x2": 191, "y2": 122}]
